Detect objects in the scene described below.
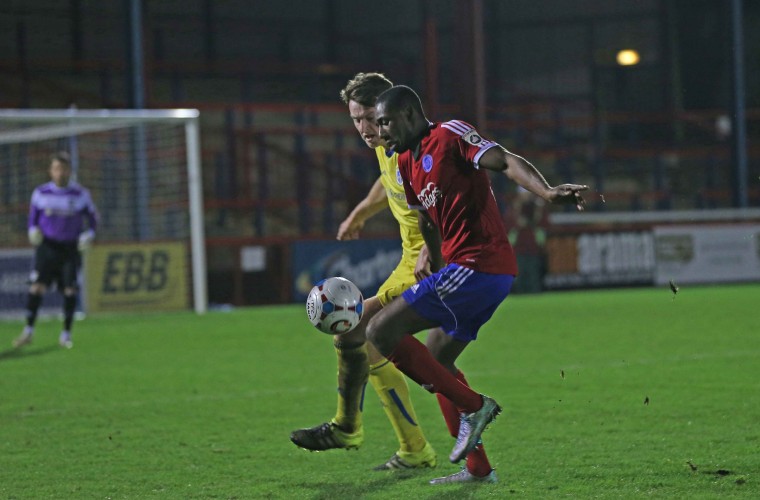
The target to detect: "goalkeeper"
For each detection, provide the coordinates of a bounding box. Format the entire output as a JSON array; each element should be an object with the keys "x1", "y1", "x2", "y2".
[
  {"x1": 290, "y1": 73, "x2": 439, "y2": 471},
  {"x1": 14, "y1": 151, "x2": 98, "y2": 350}
]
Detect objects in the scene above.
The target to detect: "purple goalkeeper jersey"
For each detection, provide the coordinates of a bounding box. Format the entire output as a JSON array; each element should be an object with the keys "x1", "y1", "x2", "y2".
[{"x1": 28, "y1": 181, "x2": 99, "y2": 244}]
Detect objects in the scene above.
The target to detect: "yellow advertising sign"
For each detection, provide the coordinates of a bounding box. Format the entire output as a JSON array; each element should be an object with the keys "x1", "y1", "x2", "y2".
[{"x1": 84, "y1": 242, "x2": 189, "y2": 312}]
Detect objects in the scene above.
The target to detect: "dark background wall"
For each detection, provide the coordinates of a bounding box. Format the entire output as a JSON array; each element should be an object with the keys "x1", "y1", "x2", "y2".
[
  {"x1": 1, "y1": 0, "x2": 759, "y2": 305},
  {"x1": 1, "y1": 0, "x2": 757, "y2": 112}
]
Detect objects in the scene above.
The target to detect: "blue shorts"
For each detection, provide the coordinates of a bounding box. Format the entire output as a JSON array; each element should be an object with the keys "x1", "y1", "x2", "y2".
[{"x1": 401, "y1": 263, "x2": 514, "y2": 342}]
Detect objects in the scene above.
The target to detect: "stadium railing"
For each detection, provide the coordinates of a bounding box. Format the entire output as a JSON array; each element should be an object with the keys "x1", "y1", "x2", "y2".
[{"x1": 2, "y1": 100, "x2": 757, "y2": 305}]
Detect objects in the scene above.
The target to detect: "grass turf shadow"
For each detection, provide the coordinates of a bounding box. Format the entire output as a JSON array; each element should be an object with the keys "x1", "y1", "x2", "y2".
[{"x1": 0, "y1": 344, "x2": 61, "y2": 362}]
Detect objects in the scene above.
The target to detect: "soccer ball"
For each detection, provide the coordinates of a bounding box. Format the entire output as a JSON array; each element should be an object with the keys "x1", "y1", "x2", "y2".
[{"x1": 306, "y1": 277, "x2": 364, "y2": 334}]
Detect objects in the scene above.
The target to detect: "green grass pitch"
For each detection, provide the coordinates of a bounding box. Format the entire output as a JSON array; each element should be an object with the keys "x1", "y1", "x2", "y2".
[{"x1": 1, "y1": 284, "x2": 758, "y2": 498}]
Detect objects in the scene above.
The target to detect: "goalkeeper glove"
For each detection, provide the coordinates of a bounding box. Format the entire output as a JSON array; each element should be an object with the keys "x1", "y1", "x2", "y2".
[
  {"x1": 78, "y1": 230, "x2": 95, "y2": 251},
  {"x1": 28, "y1": 227, "x2": 43, "y2": 246}
]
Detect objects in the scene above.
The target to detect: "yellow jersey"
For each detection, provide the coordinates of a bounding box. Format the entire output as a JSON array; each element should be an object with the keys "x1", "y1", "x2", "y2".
[{"x1": 375, "y1": 147, "x2": 425, "y2": 260}]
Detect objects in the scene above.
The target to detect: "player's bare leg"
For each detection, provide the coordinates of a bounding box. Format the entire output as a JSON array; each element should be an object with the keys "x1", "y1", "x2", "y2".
[
  {"x1": 14, "y1": 282, "x2": 46, "y2": 348},
  {"x1": 367, "y1": 297, "x2": 502, "y2": 464}
]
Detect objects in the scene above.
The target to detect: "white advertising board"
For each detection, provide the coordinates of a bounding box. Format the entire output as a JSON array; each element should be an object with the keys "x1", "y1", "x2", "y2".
[{"x1": 654, "y1": 225, "x2": 760, "y2": 285}]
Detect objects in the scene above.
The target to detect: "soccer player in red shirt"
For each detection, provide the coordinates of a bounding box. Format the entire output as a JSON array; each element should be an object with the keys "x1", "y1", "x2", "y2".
[{"x1": 367, "y1": 85, "x2": 588, "y2": 484}]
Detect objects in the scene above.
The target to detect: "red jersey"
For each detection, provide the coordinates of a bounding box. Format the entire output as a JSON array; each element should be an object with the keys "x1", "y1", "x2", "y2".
[{"x1": 398, "y1": 120, "x2": 518, "y2": 275}]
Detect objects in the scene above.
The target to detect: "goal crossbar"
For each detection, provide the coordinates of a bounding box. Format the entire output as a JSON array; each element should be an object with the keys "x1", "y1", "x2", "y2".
[{"x1": 0, "y1": 108, "x2": 207, "y2": 314}]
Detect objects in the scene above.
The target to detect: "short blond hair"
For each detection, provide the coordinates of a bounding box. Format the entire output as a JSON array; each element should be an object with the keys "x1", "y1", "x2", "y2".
[{"x1": 339, "y1": 72, "x2": 393, "y2": 107}]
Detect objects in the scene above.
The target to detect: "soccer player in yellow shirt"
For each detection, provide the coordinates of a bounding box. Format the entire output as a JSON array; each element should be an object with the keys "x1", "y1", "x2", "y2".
[{"x1": 290, "y1": 73, "x2": 439, "y2": 470}]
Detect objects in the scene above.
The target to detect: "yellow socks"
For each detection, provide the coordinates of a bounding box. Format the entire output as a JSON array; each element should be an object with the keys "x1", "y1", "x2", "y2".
[
  {"x1": 369, "y1": 359, "x2": 428, "y2": 453},
  {"x1": 332, "y1": 343, "x2": 370, "y2": 433}
]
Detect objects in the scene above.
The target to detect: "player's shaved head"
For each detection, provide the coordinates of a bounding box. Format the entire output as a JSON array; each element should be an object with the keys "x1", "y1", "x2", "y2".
[
  {"x1": 375, "y1": 85, "x2": 430, "y2": 154},
  {"x1": 340, "y1": 72, "x2": 393, "y2": 107},
  {"x1": 376, "y1": 85, "x2": 424, "y2": 116}
]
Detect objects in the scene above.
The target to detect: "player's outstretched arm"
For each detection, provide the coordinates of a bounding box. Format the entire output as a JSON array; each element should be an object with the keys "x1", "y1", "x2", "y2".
[
  {"x1": 479, "y1": 147, "x2": 588, "y2": 211},
  {"x1": 336, "y1": 177, "x2": 389, "y2": 240}
]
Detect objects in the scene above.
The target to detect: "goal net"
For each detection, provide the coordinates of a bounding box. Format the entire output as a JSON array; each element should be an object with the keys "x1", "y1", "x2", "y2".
[{"x1": 0, "y1": 109, "x2": 207, "y2": 318}]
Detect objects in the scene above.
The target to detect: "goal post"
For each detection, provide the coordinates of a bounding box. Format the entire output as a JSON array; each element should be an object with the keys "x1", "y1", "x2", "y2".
[{"x1": 0, "y1": 109, "x2": 207, "y2": 315}]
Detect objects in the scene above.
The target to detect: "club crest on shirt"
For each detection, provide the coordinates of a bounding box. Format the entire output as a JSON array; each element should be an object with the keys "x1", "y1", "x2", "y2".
[
  {"x1": 422, "y1": 154, "x2": 434, "y2": 172},
  {"x1": 396, "y1": 167, "x2": 403, "y2": 185},
  {"x1": 462, "y1": 129, "x2": 484, "y2": 146}
]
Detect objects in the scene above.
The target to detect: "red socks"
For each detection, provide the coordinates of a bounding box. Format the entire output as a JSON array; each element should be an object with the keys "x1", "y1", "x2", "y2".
[
  {"x1": 387, "y1": 335, "x2": 482, "y2": 412},
  {"x1": 436, "y1": 371, "x2": 494, "y2": 477},
  {"x1": 387, "y1": 336, "x2": 494, "y2": 477}
]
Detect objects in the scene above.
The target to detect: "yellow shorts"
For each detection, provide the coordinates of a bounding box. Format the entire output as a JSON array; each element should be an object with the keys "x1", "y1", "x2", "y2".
[{"x1": 376, "y1": 256, "x2": 417, "y2": 307}]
